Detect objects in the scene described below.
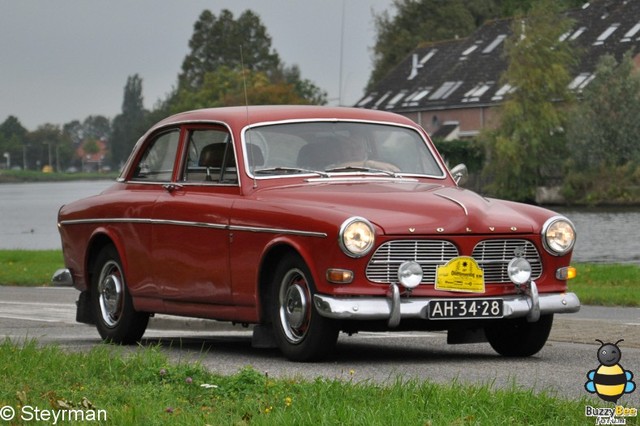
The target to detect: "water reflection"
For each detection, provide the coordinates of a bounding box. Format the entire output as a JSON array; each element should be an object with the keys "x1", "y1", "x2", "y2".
[
  {"x1": 0, "y1": 181, "x2": 638, "y2": 263},
  {"x1": 0, "y1": 180, "x2": 114, "y2": 250}
]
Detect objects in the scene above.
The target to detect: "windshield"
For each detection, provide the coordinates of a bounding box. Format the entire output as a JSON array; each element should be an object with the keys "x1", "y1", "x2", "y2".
[{"x1": 243, "y1": 121, "x2": 444, "y2": 178}]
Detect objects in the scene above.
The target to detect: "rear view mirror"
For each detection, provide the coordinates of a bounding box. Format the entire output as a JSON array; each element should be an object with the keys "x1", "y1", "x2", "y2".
[{"x1": 450, "y1": 163, "x2": 468, "y2": 185}]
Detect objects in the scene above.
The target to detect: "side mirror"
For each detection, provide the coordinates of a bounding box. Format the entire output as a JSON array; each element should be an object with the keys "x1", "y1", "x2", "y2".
[{"x1": 450, "y1": 163, "x2": 468, "y2": 186}]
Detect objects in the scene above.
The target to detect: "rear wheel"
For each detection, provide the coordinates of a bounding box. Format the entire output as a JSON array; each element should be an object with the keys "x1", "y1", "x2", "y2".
[
  {"x1": 269, "y1": 253, "x2": 338, "y2": 361},
  {"x1": 91, "y1": 245, "x2": 149, "y2": 343},
  {"x1": 485, "y1": 314, "x2": 553, "y2": 357}
]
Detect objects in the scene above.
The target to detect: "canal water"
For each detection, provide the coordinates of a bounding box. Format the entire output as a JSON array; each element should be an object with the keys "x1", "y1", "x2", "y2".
[{"x1": 0, "y1": 181, "x2": 638, "y2": 263}]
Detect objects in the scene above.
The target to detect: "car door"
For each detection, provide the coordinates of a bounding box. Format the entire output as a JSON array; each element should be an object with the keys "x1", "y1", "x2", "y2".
[
  {"x1": 121, "y1": 127, "x2": 182, "y2": 297},
  {"x1": 151, "y1": 125, "x2": 238, "y2": 305}
]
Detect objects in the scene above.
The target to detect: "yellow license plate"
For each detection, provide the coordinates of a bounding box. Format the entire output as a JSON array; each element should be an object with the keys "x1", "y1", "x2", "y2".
[{"x1": 435, "y1": 256, "x2": 485, "y2": 293}]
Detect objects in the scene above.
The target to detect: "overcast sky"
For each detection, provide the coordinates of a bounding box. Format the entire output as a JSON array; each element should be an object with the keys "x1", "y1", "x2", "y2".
[{"x1": 0, "y1": 0, "x2": 395, "y2": 130}]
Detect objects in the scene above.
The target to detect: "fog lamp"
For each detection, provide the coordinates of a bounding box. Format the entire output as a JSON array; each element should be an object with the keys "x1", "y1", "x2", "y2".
[
  {"x1": 508, "y1": 257, "x2": 532, "y2": 286},
  {"x1": 397, "y1": 261, "x2": 423, "y2": 289}
]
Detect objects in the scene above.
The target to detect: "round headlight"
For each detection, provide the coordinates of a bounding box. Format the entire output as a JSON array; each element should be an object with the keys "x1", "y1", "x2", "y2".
[
  {"x1": 542, "y1": 216, "x2": 576, "y2": 256},
  {"x1": 339, "y1": 217, "x2": 375, "y2": 258},
  {"x1": 508, "y1": 257, "x2": 532, "y2": 285}
]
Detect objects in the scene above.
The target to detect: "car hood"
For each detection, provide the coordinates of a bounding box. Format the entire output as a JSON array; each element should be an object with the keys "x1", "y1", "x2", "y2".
[{"x1": 255, "y1": 180, "x2": 540, "y2": 235}]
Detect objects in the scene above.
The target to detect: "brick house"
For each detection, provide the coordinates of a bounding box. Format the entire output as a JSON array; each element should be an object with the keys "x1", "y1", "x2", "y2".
[{"x1": 356, "y1": 0, "x2": 640, "y2": 141}]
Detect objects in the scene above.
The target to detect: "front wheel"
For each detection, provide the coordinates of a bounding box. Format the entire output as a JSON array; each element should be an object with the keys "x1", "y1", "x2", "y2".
[
  {"x1": 485, "y1": 314, "x2": 553, "y2": 357},
  {"x1": 91, "y1": 245, "x2": 149, "y2": 344},
  {"x1": 269, "y1": 254, "x2": 338, "y2": 362}
]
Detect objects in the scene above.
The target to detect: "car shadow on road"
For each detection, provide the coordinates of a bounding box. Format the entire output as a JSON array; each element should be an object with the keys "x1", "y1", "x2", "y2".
[{"x1": 135, "y1": 332, "x2": 550, "y2": 365}]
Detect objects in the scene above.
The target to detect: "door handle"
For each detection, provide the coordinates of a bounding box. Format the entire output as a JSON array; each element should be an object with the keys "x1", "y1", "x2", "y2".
[{"x1": 162, "y1": 183, "x2": 183, "y2": 193}]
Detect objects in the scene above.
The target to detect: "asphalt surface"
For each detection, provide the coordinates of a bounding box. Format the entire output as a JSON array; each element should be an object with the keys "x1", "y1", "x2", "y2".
[{"x1": 1, "y1": 286, "x2": 639, "y2": 404}]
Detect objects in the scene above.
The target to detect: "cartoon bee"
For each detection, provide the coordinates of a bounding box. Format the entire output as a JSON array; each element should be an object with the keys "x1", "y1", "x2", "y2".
[{"x1": 585, "y1": 339, "x2": 636, "y2": 403}]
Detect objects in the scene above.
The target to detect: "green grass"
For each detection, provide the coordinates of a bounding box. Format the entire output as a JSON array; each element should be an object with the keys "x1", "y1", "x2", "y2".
[
  {"x1": 0, "y1": 250, "x2": 64, "y2": 286},
  {"x1": 1, "y1": 249, "x2": 638, "y2": 307},
  {"x1": 0, "y1": 339, "x2": 600, "y2": 425},
  {"x1": 0, "y1": 169, "x2": 118, "y2": 183},
  {"x1": 569, "y1": 263, "x2": 640, "y2": 307}
]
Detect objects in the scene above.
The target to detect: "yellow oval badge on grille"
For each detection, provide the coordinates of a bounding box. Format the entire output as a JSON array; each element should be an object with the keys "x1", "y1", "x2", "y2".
[{"x1": 435, "y1": 256, "x2": 485, "y2": 293}]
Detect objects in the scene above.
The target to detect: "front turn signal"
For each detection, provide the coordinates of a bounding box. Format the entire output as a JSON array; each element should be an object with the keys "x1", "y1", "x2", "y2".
[{"x1": 556, "y1": 266, "x2": 577, "y2": 281}]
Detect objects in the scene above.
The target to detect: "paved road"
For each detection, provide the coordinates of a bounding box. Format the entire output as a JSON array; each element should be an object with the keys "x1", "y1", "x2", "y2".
[{"x1": 1, "y1": 286, "x2": 639, "y2": 403}]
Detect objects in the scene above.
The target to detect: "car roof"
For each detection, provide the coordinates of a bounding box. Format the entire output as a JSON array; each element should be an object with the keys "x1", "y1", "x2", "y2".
[{"x1": 151, "y1": 105, "x2": 419, "y2": 131}]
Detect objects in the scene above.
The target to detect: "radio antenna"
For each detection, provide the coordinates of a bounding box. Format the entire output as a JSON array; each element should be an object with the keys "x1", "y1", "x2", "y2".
[{"x1": 240, "y1": 45, "x2": 257, "y2": 188}]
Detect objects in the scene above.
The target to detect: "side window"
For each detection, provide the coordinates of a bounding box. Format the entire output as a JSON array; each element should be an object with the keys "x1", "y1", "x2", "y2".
[
  {"x1": 182, "y1": 129, "x2": 237, "y2": 184},
  {"x1": 131, "y1": 130, "x2": 180, "y2": 181}
]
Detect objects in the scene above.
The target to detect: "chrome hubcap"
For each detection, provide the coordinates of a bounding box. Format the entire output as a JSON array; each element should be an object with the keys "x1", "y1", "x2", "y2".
[
  {"x1": 98, "y1": 260, "x2": 123, "y2": 327},
  {"x1": 279, "y1": 269, "x2": 311, "y2": 343}
]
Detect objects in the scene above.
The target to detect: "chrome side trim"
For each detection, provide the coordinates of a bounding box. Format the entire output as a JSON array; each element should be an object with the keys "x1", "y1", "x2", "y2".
[
  {"x1": 58, "y1": 218, "x2": 326, "y2": 238},
  {"x1": 228, "y1": 225, "x2": 327, "y2": 238},
  {"x1": 313, "y1": 291, "x2": 580, "y2": 321}
]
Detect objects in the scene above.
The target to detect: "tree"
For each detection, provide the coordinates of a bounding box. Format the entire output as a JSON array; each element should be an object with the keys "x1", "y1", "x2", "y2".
[
  {"x1": 481, "y1": 0, "x2": 577, "y2": 202},
  {"x1": 563, "y1": 52, "x2": 640, "y2": 203},
  {"x1": 567, "y1": 52, "x2": 640, "y2": 169},
  {"x1": 110, "y1": 74, "x2": 148, "y2": 168},
  {"x1": 27, "y1": 124, "x2": 64, "y2": 171},
  {"x1": 0, "y1": 116, "x2": 27, "y2": 169},
  {"x1": 169, "y1": 9, "x2": 325, "y2": 111},
  {"x1": 178, "y1": 9, "x2": 280, "y2": 91},
  {"x1": 368, "y1": 0, "x2": 585, "y2": 90},
  {"x1": 168, "y1": 66, "x2": 322, "y2": 115}
]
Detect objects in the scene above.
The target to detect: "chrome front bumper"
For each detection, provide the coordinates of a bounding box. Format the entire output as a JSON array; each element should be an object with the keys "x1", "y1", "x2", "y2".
[{"x1": 314, "y1": 281, "x2": 580, "y2": 327}]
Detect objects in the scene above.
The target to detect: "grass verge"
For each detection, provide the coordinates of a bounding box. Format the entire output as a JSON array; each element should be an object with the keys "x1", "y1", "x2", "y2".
[
  {"x1": 0, "y1": 250, "x2": 63, "y2": 286},
  {"x1": 0, "y1": 250, "x2": 637, "y2": 306},
  {"x1": 0, "y1": 170, "x2": 118, "y2": 183},
  {"x1": 0, "y1": 339, "x2": 598, "y2": 425}
]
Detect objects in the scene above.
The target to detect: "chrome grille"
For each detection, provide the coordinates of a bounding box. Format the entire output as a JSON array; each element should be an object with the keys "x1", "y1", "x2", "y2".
[
  {"x1": 366, "y1": 240, "x2": 459, "y2": 284},
  {"x1": 472, "y1": 239, "x2": 542, "y2": 282},
  {"x1": 365, "y1": 239, "x2": 542, "y2": 285}
]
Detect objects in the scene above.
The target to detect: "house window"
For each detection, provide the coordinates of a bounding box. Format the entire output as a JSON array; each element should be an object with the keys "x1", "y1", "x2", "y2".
[
  {"x1": 403, "y1": 88, "x2": 432, "y2": 107},
  {"x1": 482, "y1": 34, "x2": 506, "y2": 53},
  {"x1": 420, "y1": 49, "x2": 437, "y2": 65},
  {"x1": 621, "y1": 22, "x2": 640, "y2": 42},
  {"x1": 428, "y1": 81, "x2": 463, "y2": 100},
  {"x1": 570, "y1": 27, "x2": 587, "y2": 41},
  {"x1": 462, "y1": 83, "x2": 492, "y2": 102},
  {"x1": 568, "y1": 73, "x2": 595, "y2": 91},
  {"x1": 373, "y1": 91, "x2": 392, "y2": 109},
  {"x1": 386, "y1": 92, "x2": 406, "y2": 109},
  {"x1": 594, "y1": 24, "x2": 620, "y2": 45},
  {"x1": 491, "y1": 84, "x2": 515, "y2": 101}
]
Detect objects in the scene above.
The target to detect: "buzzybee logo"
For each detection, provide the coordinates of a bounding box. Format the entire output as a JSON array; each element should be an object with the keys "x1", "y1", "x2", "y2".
[
  {"x1": 583, "y1": 339, "x2": 637, "y2": 425},
  {"x1": 585, "y1": 339, "x2": 635, "y2": 403}
]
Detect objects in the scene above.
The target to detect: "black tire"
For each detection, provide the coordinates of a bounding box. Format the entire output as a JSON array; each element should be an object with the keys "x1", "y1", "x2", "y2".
[
  {"x1": 91, "y1": 245, "x2": 149, "y2": 344},
  {"x1": 269, "y1": 253, "x2": 339, "y2": 362},
  {"x1": 485, "y1": 314, "x2": 553, "y2": 357}
]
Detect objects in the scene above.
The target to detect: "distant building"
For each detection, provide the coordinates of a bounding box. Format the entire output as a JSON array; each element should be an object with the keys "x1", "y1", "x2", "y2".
[
  {"x1": 76, "y1": 138, "x2": 108, "y2": 172},
  {"x1": 356, "y1": 0, "x2": 640, "y2": 140}
]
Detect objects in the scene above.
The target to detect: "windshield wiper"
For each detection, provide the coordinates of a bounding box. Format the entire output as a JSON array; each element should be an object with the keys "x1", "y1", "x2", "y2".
[
  {"x1": 254, "y1": 167, "x2": 329, "y2": 178},
  {"x1": 324, "y1": 166, "x2": 399, "y2": 178}
]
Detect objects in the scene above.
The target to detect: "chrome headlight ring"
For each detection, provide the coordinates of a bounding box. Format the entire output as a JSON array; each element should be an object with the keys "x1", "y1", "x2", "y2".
[
  {"x1": 339, "y1": 217, "x2": 375, "y2": 258},
  {"x1": 542, "y1": 216, "x2": 576, "y2": 256}
]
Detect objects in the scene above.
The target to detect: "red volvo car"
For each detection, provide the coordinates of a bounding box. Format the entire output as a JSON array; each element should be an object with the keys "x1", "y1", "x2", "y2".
[{"x1": 54, "y1": 106, "x2": 579, "y2": 361}]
